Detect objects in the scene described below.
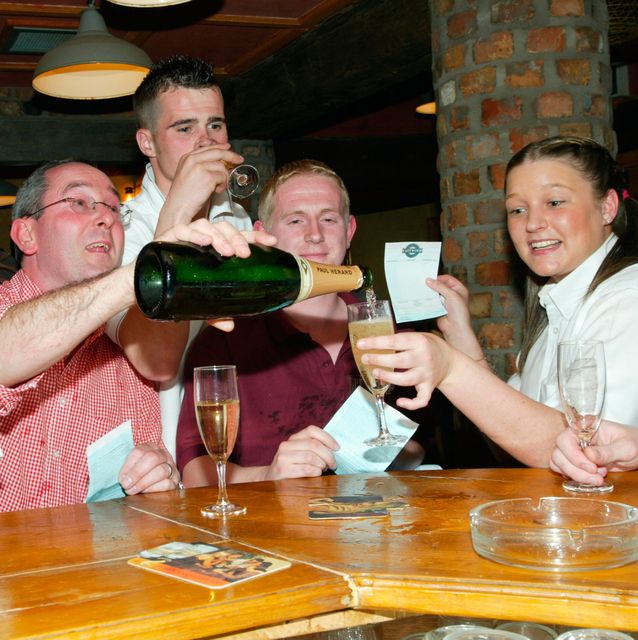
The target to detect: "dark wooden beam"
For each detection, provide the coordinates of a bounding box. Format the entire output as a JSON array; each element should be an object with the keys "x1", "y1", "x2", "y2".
[
  {"x1": 0, "y1": 115, "x2": 140, "y2": 166},
  {"x1": 222, "y1": 0, "x2": 432, "y2": 139}
]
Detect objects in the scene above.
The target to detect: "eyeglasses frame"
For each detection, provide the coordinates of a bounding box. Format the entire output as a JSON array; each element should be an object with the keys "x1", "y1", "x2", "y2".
[{"x1": 21, "y1": 196, "x2": 132, "y2": 226}]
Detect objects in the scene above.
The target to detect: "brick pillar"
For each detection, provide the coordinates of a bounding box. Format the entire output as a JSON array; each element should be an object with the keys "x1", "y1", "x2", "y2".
[{"x1": 430, "y1": 0, "x2": 614, "y2": 377}]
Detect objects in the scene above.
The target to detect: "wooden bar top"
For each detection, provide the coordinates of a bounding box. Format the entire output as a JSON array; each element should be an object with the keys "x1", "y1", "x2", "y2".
[{"x1": 2, "y1": 468, "x2": 637, "y2": 638}]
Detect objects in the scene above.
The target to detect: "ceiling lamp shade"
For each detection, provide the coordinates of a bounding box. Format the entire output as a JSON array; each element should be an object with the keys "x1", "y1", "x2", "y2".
[
  {"x1": 416, "y1": 101, "x2": 436, "y2": 115},
  {"x1": 0, "y1": 180, "x2": 17, "y2": 207},
  {"x1": 32, "y1": 7, "x2": 152, "y2": 100},
  {"x1": 107, "y1": 0, "x2": 192, "y2": 6}
]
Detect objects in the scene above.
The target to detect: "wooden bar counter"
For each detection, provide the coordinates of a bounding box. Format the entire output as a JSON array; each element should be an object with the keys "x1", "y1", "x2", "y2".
[{"x1": 2, "y1": 468, "x2": 637, "y2": 639}]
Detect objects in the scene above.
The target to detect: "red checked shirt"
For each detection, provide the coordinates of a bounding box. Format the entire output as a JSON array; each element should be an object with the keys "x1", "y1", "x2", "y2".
[{"x1": 0, "y1": 271, "x2": 161, "y2": 512}]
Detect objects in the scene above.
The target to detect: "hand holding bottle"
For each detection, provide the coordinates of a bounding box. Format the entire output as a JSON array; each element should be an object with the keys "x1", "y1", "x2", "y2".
[{"x1": 156, "y1": 217, "x2": 276, "y2": 259}]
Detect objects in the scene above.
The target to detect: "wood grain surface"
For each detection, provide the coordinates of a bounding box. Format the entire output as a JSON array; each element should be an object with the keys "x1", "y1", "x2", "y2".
[{"x1": 2, "y1": 468, "x2": 637, "y2": 639}]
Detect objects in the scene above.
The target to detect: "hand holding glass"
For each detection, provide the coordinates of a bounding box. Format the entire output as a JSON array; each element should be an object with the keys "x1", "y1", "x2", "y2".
[
  {"x1": 194, "y1": 365, "x2": 246, "y2": 516},
  {"x1": 347, "y1": 299, "x2": 406, "y2": 447},
  {"x1": 557, "y1": 340, "x2": 613, "y2": 494}
]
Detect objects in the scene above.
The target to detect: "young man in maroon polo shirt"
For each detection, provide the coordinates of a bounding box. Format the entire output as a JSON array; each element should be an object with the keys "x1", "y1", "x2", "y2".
[{"x1": 176, "y1": 160, "x2": 427, "y2": 485}]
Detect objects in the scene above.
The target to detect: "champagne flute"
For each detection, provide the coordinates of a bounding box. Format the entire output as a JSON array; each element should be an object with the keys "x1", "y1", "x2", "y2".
[
  {"x1": 557, "y1": 340, "x2": 613, "y2": 494},
  {"x1": 347, "y1": 299, "x2": 406, "y2": 447},
  {"x1": 194, "y1": 365, "x2": 247, "y2": 516},
  {"x1": 225, "y1": 162, "x2": 259, "y2": 198}
]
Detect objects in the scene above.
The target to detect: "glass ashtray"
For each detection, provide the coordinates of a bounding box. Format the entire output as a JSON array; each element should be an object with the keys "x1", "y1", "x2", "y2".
[
  {"x1": 426, "y1": 625, "x2": 494, "y2": 640},
  {"x1": 444, "y1": 630, "x2": 528, "y2": 640},
  {"x1": 469, "y1": 497, "x2": 638, "y2": 571},
  {"x1": 496, "y1": 622, "x2": 557, "y2": 640},
  {"x1": 555, "y1": 630, "x2": 635, "y2": 640}
]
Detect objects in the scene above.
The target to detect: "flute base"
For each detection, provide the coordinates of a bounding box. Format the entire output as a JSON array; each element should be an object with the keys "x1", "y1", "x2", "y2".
[
  {"x1": 364, "y1": 432, "x2": 407, "y2": 447},
  {"x1": 562, "y1": 479, "x2": 614, "y2": 494},
  {"x1": 201, "y1": 503, "x2": 247, "y2": 517}
]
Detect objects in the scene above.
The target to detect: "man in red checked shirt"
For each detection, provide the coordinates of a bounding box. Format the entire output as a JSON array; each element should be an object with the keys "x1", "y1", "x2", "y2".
[{"x1": 0, "y1": 159, "x2": 274, "y2": 512}]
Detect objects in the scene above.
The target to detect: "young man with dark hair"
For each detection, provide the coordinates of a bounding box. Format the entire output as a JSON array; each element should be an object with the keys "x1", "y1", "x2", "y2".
[{"x1": 109, "y1": 55, "x2": 257, "y2": 458}]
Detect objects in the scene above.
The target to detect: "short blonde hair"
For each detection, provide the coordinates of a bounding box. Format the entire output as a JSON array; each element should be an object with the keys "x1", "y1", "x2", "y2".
[{"x1": 257, "y1": 159, "x2": 350, "y2": 229}]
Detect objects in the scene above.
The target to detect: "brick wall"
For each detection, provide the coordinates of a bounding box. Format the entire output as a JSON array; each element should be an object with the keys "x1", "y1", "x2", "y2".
[{"x1": 429, "y1": 0, "x2": 614, "y2": 378}]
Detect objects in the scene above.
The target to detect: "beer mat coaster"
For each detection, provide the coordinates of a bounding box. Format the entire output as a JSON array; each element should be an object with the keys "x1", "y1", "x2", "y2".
[
  {"x1": 128, "y1": 541, "x2": 291, "y2": 589},
  {"x1": 308, "y1": 494, "x2": 408, "y2": 519}
]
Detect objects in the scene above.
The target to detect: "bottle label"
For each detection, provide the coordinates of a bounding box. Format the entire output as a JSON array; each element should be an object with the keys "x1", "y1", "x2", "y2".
[{"x1": 292, "y1": 255, "x2": 364, "y2": 302}]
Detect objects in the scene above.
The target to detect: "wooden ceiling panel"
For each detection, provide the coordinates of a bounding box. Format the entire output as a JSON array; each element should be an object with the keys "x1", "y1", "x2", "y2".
[
  {"x1": 0, "y1": 0, "x2": 359, "y2": 88},
  {"x1": 140, "y1": 24, "x2": 289, "y2": 71},
  {"x1": 207, "y1": 0, "x2": 332, "y2": 21}
]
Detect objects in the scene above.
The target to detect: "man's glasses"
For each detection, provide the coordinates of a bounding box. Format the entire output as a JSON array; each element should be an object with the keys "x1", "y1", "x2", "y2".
[{"x1": 22, "y1": 197, "x2": 132, "y2": 226}]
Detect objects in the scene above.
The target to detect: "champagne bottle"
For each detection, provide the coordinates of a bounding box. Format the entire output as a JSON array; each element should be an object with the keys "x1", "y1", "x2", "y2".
[{"x1": 134, "y1": 241, "x2": 373, "y2": 320}]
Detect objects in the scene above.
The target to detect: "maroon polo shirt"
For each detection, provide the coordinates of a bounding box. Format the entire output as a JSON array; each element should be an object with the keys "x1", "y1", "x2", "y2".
[{"x1": 176, "y1": 307, "x2": 358, "y2": 471}]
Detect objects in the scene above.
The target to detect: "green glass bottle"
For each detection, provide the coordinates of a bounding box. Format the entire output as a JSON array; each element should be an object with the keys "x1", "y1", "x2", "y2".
[{"x1": 134, "y1": 241, "x2": 373, "y2": 320}]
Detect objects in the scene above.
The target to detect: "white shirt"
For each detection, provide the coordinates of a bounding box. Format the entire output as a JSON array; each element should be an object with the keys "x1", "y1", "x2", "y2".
[
  {"x1": 509, "y1": 235, "x2": 638, "y2": 426},
  {"x1": 109, "y1": 163, "x2": 253, "y2": 459},
  {"x1": 121, "y1": 163, "x2": 253, "y2": 266}
]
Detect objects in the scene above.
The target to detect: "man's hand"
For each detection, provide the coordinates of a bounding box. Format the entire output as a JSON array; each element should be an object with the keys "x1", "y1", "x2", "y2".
[
  {"x1": 156, "y1": 218, "x2": 276, "y2": 258},
  {"x1": 157, "y1": 144, "x2": 245, "y2": 230},
  {"x1": 264, "y1": 426, "x2": 339, "y2": 481},
  {"x1": 119, "y1": 442, "x2": 181, "y2": 494}
]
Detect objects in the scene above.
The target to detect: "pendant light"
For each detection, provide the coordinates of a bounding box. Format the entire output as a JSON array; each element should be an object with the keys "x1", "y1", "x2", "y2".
[
  {"x1": 32, "y1": 2, "x2": 152, "y2": 100},
  {"x1": 106, "y1": 0, "x2": 192, "y2": 6}
]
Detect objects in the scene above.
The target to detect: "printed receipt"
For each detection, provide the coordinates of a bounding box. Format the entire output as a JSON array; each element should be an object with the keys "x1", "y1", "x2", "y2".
[
  {"x1": 384, "y1": 241, "x2": 446, "y2": 323},
  {"x1": 85, "y1": 420, "x2": 134, "y2": 502}
]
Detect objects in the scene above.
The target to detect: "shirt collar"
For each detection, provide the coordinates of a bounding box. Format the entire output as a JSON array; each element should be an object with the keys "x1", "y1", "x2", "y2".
[
  {"x1": 9, "y1": 269, "x2": 42, "y2": 299},
  {"x1": 539, "y1": 234, "x2": 618, "y2": 319}
]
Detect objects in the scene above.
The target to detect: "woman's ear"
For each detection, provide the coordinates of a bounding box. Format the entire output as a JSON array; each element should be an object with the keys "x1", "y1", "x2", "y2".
[
  {"x1": 602, "y1": 188, "x2": 619, "y2": 225},
  {"x1": 10, "y1": 218, "x2": 37, "y2": 257}
]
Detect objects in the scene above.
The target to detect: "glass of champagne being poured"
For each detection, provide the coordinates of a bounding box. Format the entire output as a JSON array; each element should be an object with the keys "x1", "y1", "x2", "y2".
[
  {"x1": 558, "y1": 340, "x2": 613, "y2": 494},
  {"x1": 194, "y1": 365, "x2": 247, "y2": 516},
  {"x1": 347, "y1": 298, "x2": 407, "y2": 447}
]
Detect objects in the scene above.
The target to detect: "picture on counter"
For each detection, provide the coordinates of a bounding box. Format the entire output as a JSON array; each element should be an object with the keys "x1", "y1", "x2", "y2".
[
  {"x1": 128, "y1": 541, "x2": 291, "y2": 589},
  {"x1": 308, "y1": 494, "x2": 407, "y2": 519}
]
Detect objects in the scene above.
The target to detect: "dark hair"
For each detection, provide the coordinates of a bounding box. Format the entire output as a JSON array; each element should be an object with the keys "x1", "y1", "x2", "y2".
[
  {"x1": 11, "y1": 159, "x2": 83, "y2": 264},
  {"x1": 506, "y1": 136, "x2": 638, "y2": 372},
  {"x1": 133, "y1": 54, "x2": 219, "y2": 130}
]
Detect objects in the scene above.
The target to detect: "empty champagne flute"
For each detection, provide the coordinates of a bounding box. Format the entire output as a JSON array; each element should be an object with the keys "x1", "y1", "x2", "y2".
[
  {"x1": 557, "y1": 340, "x2": 613, "y2": 494},
  {"x1": 347, "y1": 299, "x2": 406, "y2": 447},
  {"x1": 194, "y1": 365, "x2": 247, "y2": 516},
  {"x1": 225, "y1": 162, "x2": 259, "y2": 198}
]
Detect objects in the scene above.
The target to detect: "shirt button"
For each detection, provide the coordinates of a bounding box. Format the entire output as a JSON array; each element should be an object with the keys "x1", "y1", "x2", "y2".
[
  {"x1": 58, "y1": 397, "x2": 66, "y2": 406},
  {"x1": 553, "y1": 328, "x2": 558, "y2": 334},
  {"x1": 51, "y1": 450, "x2": 60, "y2": 458}
]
